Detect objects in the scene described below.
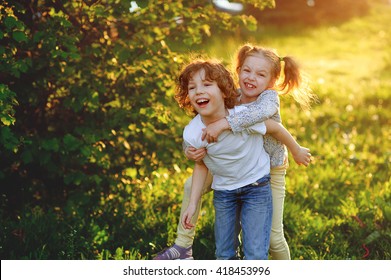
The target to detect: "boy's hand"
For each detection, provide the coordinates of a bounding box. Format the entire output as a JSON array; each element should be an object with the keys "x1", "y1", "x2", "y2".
[
  {"x1": 292, "y1": 146, "x2": 312, "y2": 166},
  {"x1": 181, "y1": 205, "x2": 197, "y2": 229},
  {"x1": 185, "y1": 146, "x2": 207, "y2": 162},
  {"x1": 201, "y1": 118, "x2": 230, "y2": 143}
]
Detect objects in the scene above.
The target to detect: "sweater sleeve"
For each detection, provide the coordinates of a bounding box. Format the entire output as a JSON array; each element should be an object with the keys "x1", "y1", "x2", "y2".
[{"x1": 226, "y1": 90, "x2": 280, "y2": 134}]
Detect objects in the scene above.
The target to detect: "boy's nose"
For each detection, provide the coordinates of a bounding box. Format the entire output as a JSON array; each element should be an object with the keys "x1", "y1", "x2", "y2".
[{"x1": 196, "y1": 88, "x2": 204, "y2": 95}]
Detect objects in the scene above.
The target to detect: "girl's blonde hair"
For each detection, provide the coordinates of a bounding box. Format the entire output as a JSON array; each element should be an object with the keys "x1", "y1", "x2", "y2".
[
  {"x1": 234, "y1": 44, "x2": 316, "y2": 110},
  {"x1": 176, "y1": 58, "x2": 239, "y2": 115}
]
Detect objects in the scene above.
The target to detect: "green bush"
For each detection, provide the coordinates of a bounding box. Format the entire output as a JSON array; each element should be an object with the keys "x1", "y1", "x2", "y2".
[{"x1": 0, "y1": 0, "x2": 273, "y2": 259}]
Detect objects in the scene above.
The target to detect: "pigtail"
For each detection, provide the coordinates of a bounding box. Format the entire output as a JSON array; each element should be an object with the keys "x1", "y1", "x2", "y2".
[
  {"x1": 279, "y1": 56, "x2": 300, "y2": 94},
  {"x1": 279, "y1": 56, "x2": 317, "y2": 110}
]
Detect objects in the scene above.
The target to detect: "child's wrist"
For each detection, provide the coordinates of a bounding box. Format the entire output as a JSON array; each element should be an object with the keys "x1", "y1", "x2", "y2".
[
  {"x1": 222, "y1": 118, "x2": 230, "y2": 130},
  {"x1": 291, "y1": 144, "x2": 301, "y2": 156},
  {"x1": 188, "y1": 202, "x2": 198, "y2": 209}
]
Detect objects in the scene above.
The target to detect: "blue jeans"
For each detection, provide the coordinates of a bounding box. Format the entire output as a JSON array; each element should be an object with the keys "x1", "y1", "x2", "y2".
[{"x1": 213, "y1": 175, "x2": 272, "y2": 260}]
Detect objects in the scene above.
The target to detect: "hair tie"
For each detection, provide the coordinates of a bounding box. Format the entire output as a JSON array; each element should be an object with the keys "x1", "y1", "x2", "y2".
[{"x1": 279, "y1": 57, "x2": 284, "y2": 62}]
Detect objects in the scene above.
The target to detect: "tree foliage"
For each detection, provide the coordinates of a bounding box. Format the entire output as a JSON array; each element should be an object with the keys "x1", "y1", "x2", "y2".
[{"x1": 0, "y1": 0, "x2": 274, "y2": 212}]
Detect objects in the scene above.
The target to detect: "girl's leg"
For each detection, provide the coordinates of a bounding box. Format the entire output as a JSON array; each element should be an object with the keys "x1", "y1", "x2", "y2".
[
  {"x1": 270, "y1": 166, "x2": 291, "y2": 260},
  {"x1": 175, "y1": 171, "x2": 213, "y2": 248},
  {"x1": 154, "y1": 172, "x2": 213, "y2": 259},
  {"x1": 241, "y1": 176, "x2": 273, "y2": 260},
  {"x1": 213, "y1": 189, "x2": 240, "y2": 260}
]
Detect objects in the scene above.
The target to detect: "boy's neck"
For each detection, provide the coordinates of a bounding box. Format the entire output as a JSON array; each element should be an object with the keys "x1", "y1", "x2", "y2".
[{"x1": 200, "y1": 109, "x2": 228, "y2": 126}]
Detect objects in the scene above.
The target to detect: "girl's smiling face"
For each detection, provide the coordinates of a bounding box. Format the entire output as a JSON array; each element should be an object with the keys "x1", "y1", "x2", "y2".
[
  {"x1": 188, "y1": 68, "x2": 227, "y2": 125},
  {"x1": 239, "y1": 55, "x2": 276, "y2": 104}
]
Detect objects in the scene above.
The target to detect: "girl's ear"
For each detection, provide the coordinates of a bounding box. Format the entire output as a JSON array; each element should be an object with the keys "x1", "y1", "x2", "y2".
[{"x1": 268, "y1": 78, "x2": 277, "y2": 89}]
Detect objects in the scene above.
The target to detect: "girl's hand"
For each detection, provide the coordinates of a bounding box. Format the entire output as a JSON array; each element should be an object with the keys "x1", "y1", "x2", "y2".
[
  {"x1": 292, "y1": 146, "x2": 312, "y2": 166},
  {"x1": 201, "y1": 118, "x2": 230, "y2": 143},
  {"x1": 185, "y1": 146, "x2": 207, "y2": 162},
  {"x1": 181, "y1": 205, "x2": 197, "y2": 229}
]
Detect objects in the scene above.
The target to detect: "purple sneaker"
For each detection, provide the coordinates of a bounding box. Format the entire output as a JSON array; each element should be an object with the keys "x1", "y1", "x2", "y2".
[{"x1": 153, "y1": 244, "x2": 194, "y2": 260}]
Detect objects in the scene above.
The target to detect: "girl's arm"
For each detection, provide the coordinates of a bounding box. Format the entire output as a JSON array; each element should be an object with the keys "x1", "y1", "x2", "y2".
[
  {"x1": 264, "y1": 119, "x2": 311, "y2": 166},
  {"x1": 181, "y1": 161, "x2": 208, "y2": 229},
  {"x1": 228, "y1": 90, "x2": 279, "y2": 133},
  {"x1": 202, "y1": 90, "x2": 278, "y2": 142}
]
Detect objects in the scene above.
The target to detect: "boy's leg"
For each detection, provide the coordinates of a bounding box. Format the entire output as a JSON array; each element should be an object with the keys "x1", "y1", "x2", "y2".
[
  {"x1": 154, "y1": 171, "x2": 212, "y2": 260},
  {"x1": 213, "y1": 189, "x2": 239, "y2": 260},
  {"x1": 269, "y1": 166, "x2": 291, "y2": 260},
  {"x1": 241, "y1": 176, "x2": 273, "y2": 260}
]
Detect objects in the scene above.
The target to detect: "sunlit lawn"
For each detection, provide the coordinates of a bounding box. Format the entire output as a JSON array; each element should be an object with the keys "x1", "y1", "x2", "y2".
[{"x1": 2, "y1": 2, "x2": 390, "y2": 260}]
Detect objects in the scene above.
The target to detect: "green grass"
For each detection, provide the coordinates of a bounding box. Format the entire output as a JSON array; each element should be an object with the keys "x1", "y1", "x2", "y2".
[{"x1": 1, "y1": 2, "x2": 390, "y2": 260}]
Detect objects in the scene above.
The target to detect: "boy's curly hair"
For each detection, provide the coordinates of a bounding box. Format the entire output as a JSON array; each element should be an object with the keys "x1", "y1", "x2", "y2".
[{"x1": 175, "y1": 59, "x2": 239, "y2": 115}]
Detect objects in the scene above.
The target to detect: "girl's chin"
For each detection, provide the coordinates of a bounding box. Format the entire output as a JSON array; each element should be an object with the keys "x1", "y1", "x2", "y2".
[
  {"x1": 241, "y1": 92, "x2": 258, "y2": 98},
  {"x1": 241, "y1": 94, "x2": 258, "y2": 103},
  {"x1": 241, "y1": 88, "x2": 257, "y2": 94}
]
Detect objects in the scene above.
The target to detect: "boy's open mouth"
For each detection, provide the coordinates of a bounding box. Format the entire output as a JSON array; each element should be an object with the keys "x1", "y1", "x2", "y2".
[{"x1": 196, "y1": 98, "x2": 209, "y2": 106}]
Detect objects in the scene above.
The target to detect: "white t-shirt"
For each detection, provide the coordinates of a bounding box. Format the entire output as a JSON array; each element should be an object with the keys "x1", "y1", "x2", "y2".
[{"x1": 183, "y1": 105, "x2": 270, "y2": 191}]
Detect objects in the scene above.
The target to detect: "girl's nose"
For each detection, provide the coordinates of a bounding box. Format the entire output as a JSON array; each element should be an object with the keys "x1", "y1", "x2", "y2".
[{"x1": 248, "y1": 72, "x2": 255, "y2": 80}]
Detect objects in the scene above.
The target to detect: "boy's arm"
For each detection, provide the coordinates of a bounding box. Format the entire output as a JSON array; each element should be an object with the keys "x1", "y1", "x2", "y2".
[
  {"x1": 264, "y1": 119, "x2": 312, "y2": 166},
  {"x1": 181, "y1": 161, "x2": 208, "y2": 229}
]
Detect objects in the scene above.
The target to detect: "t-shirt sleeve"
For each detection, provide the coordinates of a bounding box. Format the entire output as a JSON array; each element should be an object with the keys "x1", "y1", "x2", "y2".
[{"x1": 183, "y1": 116, "x2": 208, "y2": 149}]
